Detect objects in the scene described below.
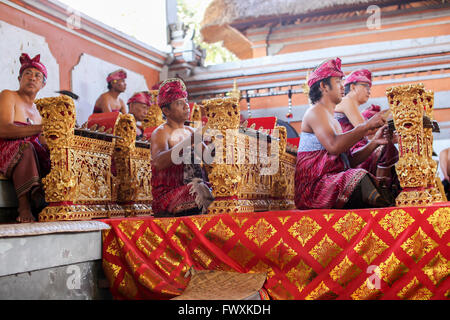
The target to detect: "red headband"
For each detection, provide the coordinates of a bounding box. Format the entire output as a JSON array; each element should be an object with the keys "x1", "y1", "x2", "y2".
[
  {"x1": 157, "y1": 78, "x2": 188, "y2": 107},
  {"x1": 107, "y1": 69, "x2": 127, "y2": 83},
  {"x1": 127, "y1": 91, "x2": 153, "y2": 106},
  {"x1": 308, "y1": 58, "x2": 344, "y2": 88},
  {"x1": 19, "y1": 53, "x2": 47, "y2": 79},
  {"x1": 344, "y1": 69, "x2": 372, "y2": 87}
]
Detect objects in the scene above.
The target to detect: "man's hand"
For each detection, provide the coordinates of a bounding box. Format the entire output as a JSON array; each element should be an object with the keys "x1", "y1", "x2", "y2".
[
  {"x1": 365, "y1": 112, "x2": 387, "y2": 132},
  {"x1": 370, "y1": 125, "x2": 389, "y2": 146}
]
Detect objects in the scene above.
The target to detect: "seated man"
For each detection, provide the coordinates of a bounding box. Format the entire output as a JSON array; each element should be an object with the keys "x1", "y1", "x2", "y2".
[
  {"x1": 93, "y1": 69, "x2": 127, "y2": 114},
  {"x1": 150, "y1": 78, "x2": 214, "y2": 217},
  {"x1": 295, "y1": 58, "x2": 395, "y2": 210},
  {"x1": 127, "y1": 91, "x2": 152, "y2": 136},
  {"x1": 440, "y1": 148, "x2": 450, "y2": 199},
  {"x1": 335, "y1": 69, "x2": 399, "y2": 188},
  {"x1": 0, "y1": 53, "x2": 51, "y2": 223}
]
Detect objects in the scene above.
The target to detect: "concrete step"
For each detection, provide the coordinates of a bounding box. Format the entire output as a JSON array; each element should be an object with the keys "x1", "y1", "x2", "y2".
[{"x1": 0, "y1": 221, "x2": 112, "y2": 300}]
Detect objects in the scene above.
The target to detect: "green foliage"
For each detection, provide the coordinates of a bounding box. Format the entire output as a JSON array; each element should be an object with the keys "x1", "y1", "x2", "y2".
[{"x1": 177, "y1": 0, "x2": 238, "y2": 66}]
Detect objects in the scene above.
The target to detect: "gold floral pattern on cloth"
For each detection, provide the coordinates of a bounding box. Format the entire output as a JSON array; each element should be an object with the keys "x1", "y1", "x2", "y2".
[
  {"x1": 427, "y1": 208, "x2": 450, "y2": 238},
  {"x1": 101, "y1": 204, "x2": 450, "y2": 300},
  {"x1": 351, "y1": 281, "x2": 383, "y2": 300},
  {"x1": 378, "y1": 254, "x2": 409, "y2": 287},
  {"x1": 309, "y1": 235, "x2": 342, "y2": 268},
  {"x1": 397, "y1": 277, "x2": 434, "y2": 300},
  {"x1": 329, "y1": 256, "x2": 362, "y2": 288},
  {"x1": 228, "y1": 241, "x2": 255, "y2": 268},
  {"x1": 305, "y1": 281, "x2": 338, "y2": 300},
  {"x1": 333, "y1": 212, "x2": 366, "y2": 242},
  {"x1": 422, "y1": 252, "x2": 449, "y2": 286},
  {"x1": 136, "y1": 228, "x2": 163, "y2": 258},
  {"x1": 206, "y1": 219, "x2": 235, "y2": 248},
  {"x1": 379, "y1": 209, "x2": 415, "y2": 239},
  {"x1": 266, "y1": 239, "x2": 297, "y2": 269},
  {"x1": 287, "y1": 260, "x2": 317, "y2": 293},
  {"x1": 118, "y1": 220, "x2": 144, "y2": 240},
  {"x1": 245, "y1": 219, "x2": 277, "y2": 248},
  {"x1": 288, "y1": 216, "x2": 322, "y2": 246},
  {"x1": 401, "y1": 228, "x2": 438, "y2": 263},
  {"x1": 354, "y1": 231, "x2": 389, "y2": 265}
]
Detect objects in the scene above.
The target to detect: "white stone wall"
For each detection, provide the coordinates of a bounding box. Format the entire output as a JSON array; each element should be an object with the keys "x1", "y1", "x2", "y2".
[
  {"x1": 0, "y1": 21, "x2": 60, "y2": 99},
  {"x1": 71, "y1": 54, "x2": 149, "y2": 126}
]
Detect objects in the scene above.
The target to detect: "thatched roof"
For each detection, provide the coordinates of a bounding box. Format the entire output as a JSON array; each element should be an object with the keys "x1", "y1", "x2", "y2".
[
  {"x1": 202, "y1": 0, "x2": 398, "y2": 27},
  {"x1": 200, "y1": 0, "x2": 407, "y2": 58}
]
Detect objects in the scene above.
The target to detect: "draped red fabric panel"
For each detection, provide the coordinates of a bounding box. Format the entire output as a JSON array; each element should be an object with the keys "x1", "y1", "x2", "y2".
[{"x1": 101, "y1": 204, "x2": 449, "y2": 300}]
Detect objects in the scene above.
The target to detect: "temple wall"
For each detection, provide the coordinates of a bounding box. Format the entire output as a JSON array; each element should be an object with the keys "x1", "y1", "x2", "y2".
[{"x1": 0, "y1": 0, "x2": 166, "y2": 124}]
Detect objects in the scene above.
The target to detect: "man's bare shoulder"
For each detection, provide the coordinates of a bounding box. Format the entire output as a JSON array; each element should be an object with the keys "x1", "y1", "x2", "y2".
[
  {"x1": 0, "y1": 89, "x2": 18, "y2": 99},
  {"x1": 151, "y1": 124, "x2": 170, "y2": 140}
]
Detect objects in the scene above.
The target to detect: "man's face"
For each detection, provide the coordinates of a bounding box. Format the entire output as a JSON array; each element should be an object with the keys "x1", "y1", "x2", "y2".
[
  {"x1": 129, "y1": 102, "x2": 148, "y2": 122},
  {"x1": 111, "y1": 79, "x2": 127, "y2": 93},
  {"x1": 324, "y1": 77, "x2": 344, "y2": 105},
  {"x1": 19, "y1": 68, "x2": 46, "y2": 93},
  {"x1": 164, "y1": 98, "x2": 190, "y2": 122},
  {"x1": 353, "y1": 82, "x2": 371, "y2": 104}
]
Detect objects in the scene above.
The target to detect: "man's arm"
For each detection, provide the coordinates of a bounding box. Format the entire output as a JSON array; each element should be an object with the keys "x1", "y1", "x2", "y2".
[
  {"x1": 348, "y1": 125, "x2": 388, "y2": 167},
  {"x1": 343, "y1": 103, "x2": 365, "y2": 128},
  {"x1": 120, "y1": 99, "x2": 127, "y2": 114},
  {"x1": 440, "y1": 149, "x2": 449, "y2": 181},
  {"x1": 0, "y1": 90, "x2": 42, "y2": 139},
  {"x1": 308, "y1": 108, "x2": 385, "y2": 155}
]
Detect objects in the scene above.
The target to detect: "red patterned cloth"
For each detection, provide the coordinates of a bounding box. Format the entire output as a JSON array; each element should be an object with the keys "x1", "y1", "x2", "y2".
[
  {"x1": 101, "y1": 204, "x2": 450, "y2": 300},
  {"x1": 0, "y1": 122, "x2": 50, "y2": 199},
  {"x1": 295, "y1": 149, "x2": 367, "y2": 210},
  {"x1": 157, "y1": 79, "x2": 188, "y2": 107},
  {"x1": 344, "y1": 69, "x2": 372, "y2": 87},
  {"x1": 19, "y1": 53, "x2": 47, "y2": 79},
  {"x1": 127, "y1": 92, "x2": 153, "y2": 106},
  {"x1": 0, "y1": 122, "x2": 49, "y2": 177},
  {"x1": 308, "y1": 58, "x2": 345, "y2": 87},
  {"x1": 151, "y1": 164, "x2": 197, "y2": 215},
  {"x1": 107, "y1": 69, "x2": 127, "y2": 83}
]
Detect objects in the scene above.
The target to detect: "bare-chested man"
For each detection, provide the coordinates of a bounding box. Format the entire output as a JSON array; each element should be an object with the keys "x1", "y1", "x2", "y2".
[
  {"x1": 127, "y1": 91, "x2": 152, "y2": 136},
  {"x1": 295, "y1": 58, "x2": 395, "y2": 210},
  {"x1": 0, "y1": 53, "x2": 51, "y2": 223},
  {"x1": 150, "y1": 78, "x2": 214, "y2": 217},
  {"x1": 93, "y1": 69, "x2": 127, "y2": 114}
]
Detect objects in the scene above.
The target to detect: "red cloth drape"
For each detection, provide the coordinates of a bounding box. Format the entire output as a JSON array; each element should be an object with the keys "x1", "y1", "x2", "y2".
[{"x1": 101, "y1": 204, "x2": 449, "y2": 300}]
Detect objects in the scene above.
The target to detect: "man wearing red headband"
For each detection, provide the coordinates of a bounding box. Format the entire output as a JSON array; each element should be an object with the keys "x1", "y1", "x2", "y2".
[
  {"x1": 150, "y1": 78, "x2": 214, "y2": 217},
  {"x1": 93, "y1": 69, "x2": 127, "y2": 114},
  {"x1": 335, "y1": 69, "x2": 399, "y2": 191},
  {"x1": 295, "y1": 58, "x2": 395, "y2": 210},
  {"x1": 0, "y1": 53, "x2": 51, "y2": 223},
  {"x1": 127, "y1": 91, "x2": 153, "y2": 136}
]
